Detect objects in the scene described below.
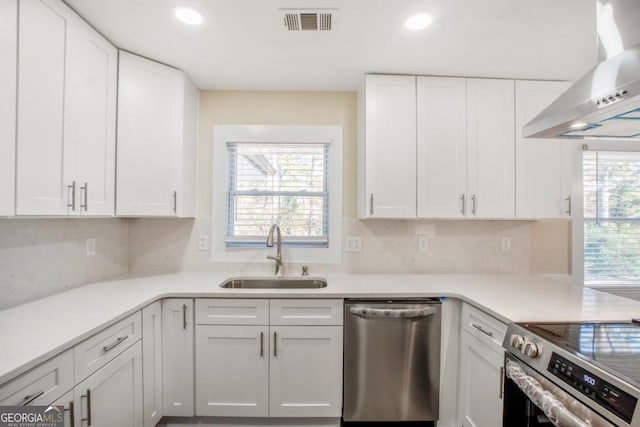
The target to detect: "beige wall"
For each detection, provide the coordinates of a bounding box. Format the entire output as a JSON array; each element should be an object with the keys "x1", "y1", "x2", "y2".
[{"x1": 197, "y1": 91, "x2": 358, "y2": 218}]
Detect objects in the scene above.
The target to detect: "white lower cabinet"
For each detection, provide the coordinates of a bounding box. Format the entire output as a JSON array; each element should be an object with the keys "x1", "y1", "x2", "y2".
[
  {"x1": 195, "y1": 325, "x2": 269, "y2": 417},
  {"x1": 195, "y1": 299, "x2": 343, "y2": 419},
  {"x1": 269, "y1": 326, "x2": 343, "y2": 417},
  {"x1": 142, "y1": 301, "x2": 163, "y2": 427},
  {"x1": 162, "y1": 298, "x2": 194, "y2": 417},
  {"x1": 458, "y1": 303, "x2": 507, "y2": 427},
  {"x1": 73, "y1": 341, "x2": 144, "y2": 427}
]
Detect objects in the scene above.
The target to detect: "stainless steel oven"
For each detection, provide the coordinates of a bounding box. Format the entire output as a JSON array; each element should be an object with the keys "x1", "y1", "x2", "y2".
[{"x1": 502, "y1": 322, "x2": 640, "y2": 427}]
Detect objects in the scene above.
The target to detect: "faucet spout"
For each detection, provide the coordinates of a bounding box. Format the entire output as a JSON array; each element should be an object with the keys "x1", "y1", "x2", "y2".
[{"x1": 266, "y1": 224, "x2": 283, "y2": 277}]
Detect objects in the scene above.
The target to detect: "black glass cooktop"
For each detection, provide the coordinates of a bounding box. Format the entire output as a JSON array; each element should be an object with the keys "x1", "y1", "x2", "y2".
[{"x1": 522, "y1": 322, "x2": 640, "y2": 389}]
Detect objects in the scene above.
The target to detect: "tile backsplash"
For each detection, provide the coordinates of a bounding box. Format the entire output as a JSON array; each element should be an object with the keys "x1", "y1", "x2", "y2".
[{"x1": 0, "y1": 218, "x2": 128, "y2": 309}]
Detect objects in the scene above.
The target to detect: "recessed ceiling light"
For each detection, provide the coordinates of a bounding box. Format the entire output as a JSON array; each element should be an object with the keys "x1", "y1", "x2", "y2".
[
  {"x1": 405, "y1": 13, "x2": 432, "y2": 31},
  {"x1": 570, "y1": 122, "x2": 588, "y2": 130},
  {"x1": 174, "y1": 6, "x2": 203, "y2": 26}
]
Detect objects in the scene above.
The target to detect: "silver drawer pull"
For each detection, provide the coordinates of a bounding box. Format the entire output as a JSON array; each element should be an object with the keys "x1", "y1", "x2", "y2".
[
  {"x1": 472, "y1": 323, "x2": 493, "y2": 337},
  {"x1": 21, "y1": 390, "x2": 44, "y2": 406},
  {"x1": 102, "y1": 335, "x2": 128, "y2": 352},
  {"x1": 350, "y1": 306, "x2": 438, "y2": 319}
]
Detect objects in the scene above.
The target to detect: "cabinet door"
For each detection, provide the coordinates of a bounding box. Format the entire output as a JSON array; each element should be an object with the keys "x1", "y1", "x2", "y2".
[
  {"x1": 64, "y1": 15, "x2": 117, "y2": 216},
  {"x1": 417, "y1": 76, "x2": 467, "y2": 218},
  {"x1": 362, "y1": 74, "x2": 416, "y2": 218},
  {"x1": 458, "y1": 331, "x2": 504, "y2": 427},
  {"x1": 74, "y1": 341, "x2": 143, "y2": 427},
  {"x1": 195, "y1": 325, "x2": 269, "y2": 417},
  {"x1": 117, "y1": 51, "x2": 183, "y2": 217},
  {"x1": 142, "y1": 302, "x2": 162, "y2": 427},
  {"x1": 162, "y1": 298, "x2": 194, "y2": 416},
  {"x1": 16, "y1": 0, "x2": 72, "y2": 215},
  {"x1": 269, "y1": 326, "x2": 343, "y2": 417},
  {"x1": 0, "y1": 0, "x2": 16, "y2": 216},
  {"x1": 467, "y1": 79, "x2": 515, "y2": 219},
  {"x1": 515, "y1": 80, "x2": 574, "y2": 219}
]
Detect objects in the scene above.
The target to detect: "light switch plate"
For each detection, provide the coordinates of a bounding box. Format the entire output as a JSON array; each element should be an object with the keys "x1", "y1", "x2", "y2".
[
  {"x1": 86, "y1": 238, "x2": 96, "y2": 256},
  {"x1": 198, "y1": 234, "x2": 209, "y2": 251},
  {"x1": 501, "y1": 236, "x2": 511, "y2": 252}
]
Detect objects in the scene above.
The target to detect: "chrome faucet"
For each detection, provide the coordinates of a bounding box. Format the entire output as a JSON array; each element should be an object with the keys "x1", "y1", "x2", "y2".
[{"x1": 266, "y1": 224, "x2": 283, "y2": 277}]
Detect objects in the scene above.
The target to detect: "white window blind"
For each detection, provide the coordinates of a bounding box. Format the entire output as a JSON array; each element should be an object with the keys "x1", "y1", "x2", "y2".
[
  {"x1": 226, "y1": 142, "x2": 329, "y2": 247},
  {"x1": 583, "y1": 151, "x2": 640, "y2": 285}
]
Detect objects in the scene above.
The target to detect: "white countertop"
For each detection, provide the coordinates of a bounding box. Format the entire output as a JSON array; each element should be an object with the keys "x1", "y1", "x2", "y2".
[{"x1": 2, "y1": 271, "x2": 640, "y2": 385}]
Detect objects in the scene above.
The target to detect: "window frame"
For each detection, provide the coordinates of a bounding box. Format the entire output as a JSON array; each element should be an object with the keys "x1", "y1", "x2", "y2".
[
  {"x1": 211, "y1": 125, "x2": 343, "y2": 263},
  {"x1": 572, "y1": 141, "x2": 640, "y2": 289}
]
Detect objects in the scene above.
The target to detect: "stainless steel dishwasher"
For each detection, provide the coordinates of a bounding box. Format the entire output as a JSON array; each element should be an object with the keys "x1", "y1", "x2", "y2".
[{"x1": 343, "y1": 299, "x2": 441, "y2": 423}]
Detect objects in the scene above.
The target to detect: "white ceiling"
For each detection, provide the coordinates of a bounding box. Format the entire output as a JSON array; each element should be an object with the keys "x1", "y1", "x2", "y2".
[{"x1": 65, "y1": 0, "x2": 597, "y2": 91}]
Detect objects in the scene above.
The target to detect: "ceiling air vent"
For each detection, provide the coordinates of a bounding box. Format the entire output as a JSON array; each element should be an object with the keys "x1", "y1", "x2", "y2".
[{"x1": 281, "y1": 9, "x2": 337, "y2": 31}]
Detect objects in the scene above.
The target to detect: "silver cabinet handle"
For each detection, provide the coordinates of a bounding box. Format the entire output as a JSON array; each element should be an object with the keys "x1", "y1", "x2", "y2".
[
  {"x1": 369, "y1": 193, "x2": 374, "y2": 216},
  {"x1": 183, "y1": 304, "x2": 187, "y2": 330},
  {"x1": 67, "y1": 181, "x2": 76, "y2": 211},
  {"x1": 350, "y1": 306, "x2": 438, "y2": 318},
  {"x1": 499, "y1": 366, "x2": 505, "y2": 399},
  {"x1": 80, "y1": 182, "x2": 88, "y2": 212},
  {"x1": 472, "y1": 323, "x2": 493, "y2": 337},
  {"x1": 260, "y1": 331, "x2": 264, "y2": 357},
  {"x1": 173, "y1": 191, "x2": 177, "y2": 214},
  {"x1": 565, "y1": 195, "x2": 572, "y2": 215},
  {"x1": 102, "y1": 335, "x2": 128, "y2": 352},
  {"x1": 81, "y1": 389, "x2": 92, "y2": 426},
  {"x1": 471, "y1": 194, "x2": 477, "y2": 216},
  {"x1": 460, "y1": 194, "x2": 466, "y2": 215},
  {"x1": 273, "y1": 331, "x2": 278, "y2": 357},
  {"x1": 21, "y1": 390, "x2": 44, "y2": 406}
]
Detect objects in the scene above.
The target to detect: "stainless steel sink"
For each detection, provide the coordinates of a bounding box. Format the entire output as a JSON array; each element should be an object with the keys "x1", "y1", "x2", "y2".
[{"x1": 220, "y1": 277, "x2": 327, "y2": 289}]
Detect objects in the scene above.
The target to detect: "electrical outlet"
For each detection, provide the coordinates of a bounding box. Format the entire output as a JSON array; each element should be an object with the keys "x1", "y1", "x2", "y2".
[
  {"x1": 198, "y1": 234, "x2": 209, "y2": 251},
  {"x1": 501, "y1": 236, "x2": 512, "y2": 252},
  {"x1": 346, "y1": 236, "x2": 362, "y2": 252},
  {"x1": 86, "y1": 238, "x2": 96, "y2": 256},
  {"x1": 417, "y1": 235, "x2": 428, "y2": 251}
]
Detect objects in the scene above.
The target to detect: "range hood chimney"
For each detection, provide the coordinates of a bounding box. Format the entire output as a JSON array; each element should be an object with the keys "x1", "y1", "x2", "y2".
[{"x1": 524, "y1": 0, "x2": 640, "y2": 139}]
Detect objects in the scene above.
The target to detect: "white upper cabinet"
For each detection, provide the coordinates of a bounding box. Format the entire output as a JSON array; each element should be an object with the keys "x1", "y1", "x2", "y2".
[
  {"x1": 64, "y1": 14, "x2": 117, "y2": 216},
  {"x1": 0, "y1": 0, "x2": 17, "y2": 216},
  {"x1": 417, "y1": 76, "x2": 467, "y2": 218},
  {"x1": 116, "y1": 51, "x2": 199, "y2": 217},
  {"x1": 16, "y1": 0, "x2": 117, "y2": 216},
  {"x1": 515, "y1": 80, "x2": 574, "y2": 219},
  {"x1": 358, "y1": 74, "x2": 416, "y2": 218},
  {"x1": 467, "y1": 78, "x2": 515, "y2": 219}
]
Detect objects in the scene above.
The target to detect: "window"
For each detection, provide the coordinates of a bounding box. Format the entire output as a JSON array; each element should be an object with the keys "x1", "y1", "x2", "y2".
[
  {"x1": 226, "y1": 142, "x2": 329, "y2": 247},
  {"x1": 583, "y1": 151, "x2": 640, "y2": 285},
  {"x1": 211, "y1": 125, "x2": 343, "y2": 263}
]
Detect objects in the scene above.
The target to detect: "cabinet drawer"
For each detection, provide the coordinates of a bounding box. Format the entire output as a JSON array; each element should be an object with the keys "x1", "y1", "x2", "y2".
[
  {"x1": 461, "y1": 303, "x2": 507, "y2": 352},
  {"x1": 0, "y1": 349, "x2": 73, "y2": 406},
  {"x1": 196, "y1": 299, "x2": 269, "y2": 325},
  {"x1": 74, "y1": 311, "x2": 141, "y2": 381},
  {"x1": 270, "y1": 299, "x2": 343, "y2": 326}
]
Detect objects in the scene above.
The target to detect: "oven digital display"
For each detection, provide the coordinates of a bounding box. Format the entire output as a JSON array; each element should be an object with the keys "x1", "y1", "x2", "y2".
[{"x1": 547, "y1": 353, "x2": 637, "y2": 423}]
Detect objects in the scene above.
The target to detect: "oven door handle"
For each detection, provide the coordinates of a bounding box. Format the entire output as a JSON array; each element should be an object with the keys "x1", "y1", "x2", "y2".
[{"x1": 505, "y1": 360, "x2": 590, "y2": 427}]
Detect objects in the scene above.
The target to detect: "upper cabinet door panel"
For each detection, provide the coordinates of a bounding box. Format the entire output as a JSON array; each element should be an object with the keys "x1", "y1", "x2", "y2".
[
  {"x1": 417, "y1": 76, "x2": 467, "y2": 218},
  {"x1": 0, "y1": 0, "x2": 17, "y2": 216},
  {"x1": 466, "y1": 79, "x2": 515, "y2": 219},
  {"x1": 64, "y1": 17, "x2": 117, "y2": 216},
  {"x1": 117, "y1": 52, "x2": 183, "y2": 216},
  {"x1": 16, "y1": 0, "x2": 71, "y2": 215},
  {"x1": 363, "y1": 74, "x2": 416, "y2": 218},
  {"x1": 515, "y1": 80, "x2": 573, "y2": 219}
]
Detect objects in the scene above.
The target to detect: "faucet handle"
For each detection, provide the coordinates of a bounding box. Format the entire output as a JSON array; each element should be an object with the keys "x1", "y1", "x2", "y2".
[{"x1": 302, "y1": 265, "x2": 309, "y2": 276}]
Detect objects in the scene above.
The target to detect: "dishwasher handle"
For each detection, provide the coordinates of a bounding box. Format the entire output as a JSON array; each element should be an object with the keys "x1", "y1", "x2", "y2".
[{"x1": 349, "y1": 306, "x2": 438, "y2": 319}]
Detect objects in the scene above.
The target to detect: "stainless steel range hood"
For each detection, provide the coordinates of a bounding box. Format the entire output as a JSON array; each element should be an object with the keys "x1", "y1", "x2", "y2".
[{"x1": 524, "y1": 0, "x2": 640, "y2": 140}]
